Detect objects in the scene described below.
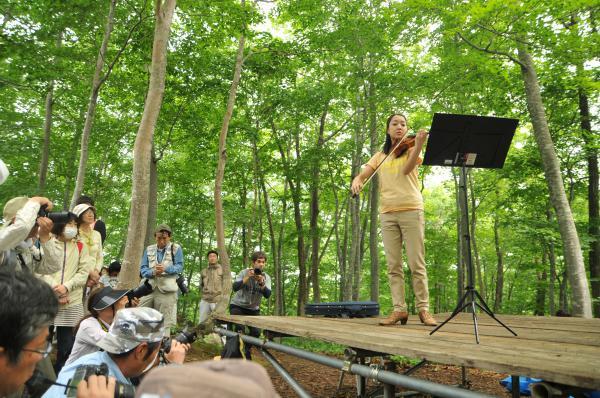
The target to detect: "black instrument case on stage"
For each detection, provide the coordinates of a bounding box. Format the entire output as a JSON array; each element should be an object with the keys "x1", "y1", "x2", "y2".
[{"x1": 304, "y1": 301, "x2": 379, "y2": 318}]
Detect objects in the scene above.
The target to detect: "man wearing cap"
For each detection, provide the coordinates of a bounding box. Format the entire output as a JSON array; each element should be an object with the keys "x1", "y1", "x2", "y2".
[
  {"x1": 139, "y1": 224, "x2": 183, "y2": 336},
  {"x1": 66, "y1": 287, "x2": 130, "y2": 365},
  {"x1": 0, "y1": 196, "x2": 59, "y2": 274},
  {"x1": 42, "y1": 307, "x2": 189, "y2": 398}
]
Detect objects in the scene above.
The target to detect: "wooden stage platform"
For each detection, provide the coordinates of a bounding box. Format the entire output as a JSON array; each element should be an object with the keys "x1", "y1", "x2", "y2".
[{"x1": 215, "y1": 312, "x2": 600, "y2": 390}]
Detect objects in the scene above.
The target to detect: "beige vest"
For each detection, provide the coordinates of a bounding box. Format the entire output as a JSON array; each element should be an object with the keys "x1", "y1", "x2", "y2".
[
  {"x1": 201, "y1": 264, "x2": 223, "y2": 302},
  {"x1": 147, "y1": 242, "x2": 180, "y2": 293}
]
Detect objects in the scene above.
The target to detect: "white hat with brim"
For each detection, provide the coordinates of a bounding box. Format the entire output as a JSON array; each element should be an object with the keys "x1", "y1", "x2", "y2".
[
  {"x1": 3, "y1": 197, "x2": 29, "y2": 223},
  {"x1": 72, "y1": 203, "x2": 95, "y2": 218}
]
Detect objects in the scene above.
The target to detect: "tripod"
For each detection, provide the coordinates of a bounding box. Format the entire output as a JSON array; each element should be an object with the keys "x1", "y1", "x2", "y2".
[
  {"x1": 423, "y1": 113, "x2": 519, "y2": 343},
  {"x1": 429, "y1": 165, "x2": 517, "y2": 343}
]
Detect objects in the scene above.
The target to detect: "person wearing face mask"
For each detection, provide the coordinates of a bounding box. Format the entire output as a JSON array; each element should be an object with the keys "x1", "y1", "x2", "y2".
[
  {"x1": 39, "y1": 213, "x2": 95, "y2": 374},
  {"x1": 41, "y1": 308, "x2": 189, "y2": 398},
  {"x1": 0, "y1": 197, "x2": 59, "y2": 274},
  {"x1": 66, "y1": 287, "x2": 130, "y2": 365},
  {"x1": 139, "y1": 224, "x2": 183, "y2": 337}
]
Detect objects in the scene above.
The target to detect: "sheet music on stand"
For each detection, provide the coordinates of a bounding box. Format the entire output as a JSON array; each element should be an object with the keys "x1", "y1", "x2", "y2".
[{"x1": 423, "y1": 113, "x2": 519, "y2": 343}]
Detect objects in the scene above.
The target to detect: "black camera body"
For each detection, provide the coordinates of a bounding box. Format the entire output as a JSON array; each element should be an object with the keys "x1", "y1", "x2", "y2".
[
  {"x1": 37, "y1": 205, "x2": 72, "y2": 224},
  {"x1": 161, "y1": 328, "x2": 198, "y2": 354},
  {"x1": 176, "y1": 274, "x2": 188, "y2": 294},
  {"x1": 127, "y1": 279, "x2": 153, "y2": 301},
  {"x1": 66, "y1": 363, "x2": 134, "y2": 398},
  {"x1": 253, "y1": 267, "x2": 262, "y2": 276}
]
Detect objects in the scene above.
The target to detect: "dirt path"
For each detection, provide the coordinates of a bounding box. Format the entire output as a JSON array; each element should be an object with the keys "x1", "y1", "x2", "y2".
[{"x1": 186, "y1": 342, "x2": 512, "y2": 397}]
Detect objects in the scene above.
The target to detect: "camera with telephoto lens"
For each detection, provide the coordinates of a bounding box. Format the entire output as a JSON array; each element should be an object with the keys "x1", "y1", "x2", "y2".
[
  {"x1": 66, "y1": 363, "x2": 134, "y2": 398},
  {"x1": 37, "y1": 204, "x2": 72, "y2": 224},
  {"x1": 161, "y1": 327, "x2": 198, "y2": 354},
  {"x1": 176, "y1": 274, "x2": 188, "y2": 295},
  {"x1": 126, "y1": 279, "x2": 153, "y2": 302},
  {"x1": 253, "y1": 267, "x2": 262, "y2": 276}
]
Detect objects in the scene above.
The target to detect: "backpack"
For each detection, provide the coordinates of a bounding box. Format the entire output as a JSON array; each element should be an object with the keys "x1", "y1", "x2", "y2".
[{"x1": 220, "y1": 335, "x2": 246, "y2": 359}]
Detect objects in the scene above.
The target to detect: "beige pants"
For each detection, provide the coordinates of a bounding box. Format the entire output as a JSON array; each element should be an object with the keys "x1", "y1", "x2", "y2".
[
  {"x1": 139, "y1": 289, "x2": 178, "y2": 336},
  {"x1": 380, "y1": 210, "x2": 429, "y2": 312}
]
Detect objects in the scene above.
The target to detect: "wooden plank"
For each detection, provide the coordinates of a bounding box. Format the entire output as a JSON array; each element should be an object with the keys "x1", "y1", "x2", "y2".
[
  {"x1": 215, "y1": 314, "x2": 600, "y2": 389},
  {"x1": 332, "y1": 317, "x2": 600, "y2": 346}
]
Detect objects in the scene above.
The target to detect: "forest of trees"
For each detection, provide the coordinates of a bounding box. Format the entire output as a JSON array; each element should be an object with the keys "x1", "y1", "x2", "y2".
[{"x1": 0, "y1": 0, "x2": 598, "y2": 322}]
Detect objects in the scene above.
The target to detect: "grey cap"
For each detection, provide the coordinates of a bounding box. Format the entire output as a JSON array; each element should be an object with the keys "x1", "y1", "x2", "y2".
[
  {"x1": 97, "y1": 307, "x2": 165, "y2": 354},
  {"x1": 154, "y1": 224, "x2": 172, "y2": 234}
]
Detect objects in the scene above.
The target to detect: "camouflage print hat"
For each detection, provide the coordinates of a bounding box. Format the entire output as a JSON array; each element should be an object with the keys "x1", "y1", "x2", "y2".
[{"x1": 97, "y1": 307, "x2": 165, "y2": 354}]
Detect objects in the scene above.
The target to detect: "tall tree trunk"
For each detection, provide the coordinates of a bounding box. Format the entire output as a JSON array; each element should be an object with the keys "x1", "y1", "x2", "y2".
[
  {"x1": 367, "y1": 80, "x2": 379, "y2": 302},
  {"x1": 309, "y1": 104, "x2": 328, "y2": 303},
  {"x1": 535, "y1": 251, "x2": 548, "y2": 315},
  {"x1": 546, "y1": 206, "x2": 557, "y2": 315},
  {"x1": 145, "y1": 146, "x2": 159, "y2": 247},
  {"x1": 38, "y1": 82, "x2": 54, "y2": 193},
  {"x1": 38, "y1": 31, "x2": 61, "y2": 196},
  {"x1": 70, "y1": 0, "x2": 118, "y2": 209},
  {"x1": 493, "y1": 213, "x2": 504, "y2": 312},
  {"x1": 559, "y1": 270, "x2": 569, "y2": 313},
  {"x1": 517, "y1": 46, "x2": 592, "y2": 317},
  {"x1": 348, "y1": 97, "x2": 364, "y2": 301},
  {"x1": 118, "y1": 0, "x2": 177, "y2": 289},
  {"x1": 214, "y1": 18, "x2": 245, "y2": 313},
  {"x1": 578, "y1": 87, "x2": 600, "y2": 317}
]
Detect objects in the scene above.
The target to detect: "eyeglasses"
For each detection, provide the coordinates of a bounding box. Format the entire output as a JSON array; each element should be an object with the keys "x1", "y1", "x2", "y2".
[{"x1": 21, "y1": 340, "x2": 53, "y2": 359}]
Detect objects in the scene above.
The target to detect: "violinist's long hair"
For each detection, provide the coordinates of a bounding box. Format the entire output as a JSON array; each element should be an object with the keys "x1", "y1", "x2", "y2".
[{"x1": 383, "y1": 113, "x2": 407, "y2": 155}]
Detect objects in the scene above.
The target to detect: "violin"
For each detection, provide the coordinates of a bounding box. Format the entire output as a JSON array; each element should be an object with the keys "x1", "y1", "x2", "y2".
[
  {"x1": 393, "y1": 134, "x2": 416, "y2": 157},
  {"x1": 351, "y1": 129, "x2": 420, "y2": 198}
]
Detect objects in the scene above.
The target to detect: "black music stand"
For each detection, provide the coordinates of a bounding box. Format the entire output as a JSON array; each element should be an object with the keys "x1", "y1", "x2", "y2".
[{"x1": 423, "y1": 113, "x2": 519, "y2": 343}]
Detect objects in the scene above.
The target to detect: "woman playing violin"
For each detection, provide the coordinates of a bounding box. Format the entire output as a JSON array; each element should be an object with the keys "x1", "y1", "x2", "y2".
[{"x1": 351, "y1": 113, "x2": 437, "y2": 327}]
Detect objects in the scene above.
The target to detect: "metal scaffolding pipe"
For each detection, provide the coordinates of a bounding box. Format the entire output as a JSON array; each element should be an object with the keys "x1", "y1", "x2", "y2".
[
  {"x1": 261, "y1": 348, "x2": 312, "y2": 398},
  {"x1": 215, "y1": 327, "x2": 494, "y2": 398}
]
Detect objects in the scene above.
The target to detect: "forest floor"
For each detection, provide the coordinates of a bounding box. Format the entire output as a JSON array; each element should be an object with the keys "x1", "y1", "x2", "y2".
[{"x1": 186, "y1": 338, "x2": 513, "y2": 397}]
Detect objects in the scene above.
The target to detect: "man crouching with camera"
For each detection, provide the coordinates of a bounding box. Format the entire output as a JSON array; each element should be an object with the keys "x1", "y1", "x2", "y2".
[{"x1": 42, "y1": 307, "x2": 189, "y2": 398}]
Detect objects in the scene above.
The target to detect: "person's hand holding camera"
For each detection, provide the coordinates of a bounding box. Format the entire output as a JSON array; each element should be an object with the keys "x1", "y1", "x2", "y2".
[
  {"x1": 155, "y1": 264, "x2": 165, "y2": 276},
  {"x1": 76, "y1": 375, "x2": 116, "y2": 398},
  {"x1": 164, "y1": 340, "x2": 190, "y2": 365},
  {"x1": 256, "y1": 274, "x2": 266, "y2": 288},
  {"x1": 37, "y1": 217, "x2": 53, "y2": 243},
  {"x1": 30, "y1": 197, "x2": 54, "y2": 211}
]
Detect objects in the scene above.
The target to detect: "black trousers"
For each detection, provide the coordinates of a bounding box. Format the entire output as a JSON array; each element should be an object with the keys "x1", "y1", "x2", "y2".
[
  {"x1": 228, "y1": 304, "x2": 260, "y2": 360},
  {"x1": 52, "y1": 326, "x2": 75, "y2": 374}
]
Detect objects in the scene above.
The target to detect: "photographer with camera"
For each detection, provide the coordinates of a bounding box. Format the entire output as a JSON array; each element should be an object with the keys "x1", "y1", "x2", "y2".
[
  {"x1": 0, "y1": 197, "x2": 61, "y2": 275},
  {"x1": 0, "y1": 269, "x2": 58, "y2": 397},
  {"x1": 139, "y1": 225, "x2": 183, "y2": 337},
  {"x1": 0, "y1": 196, "x2": 55, "y2": 253},
  {"x1": 42, "y1": 308, "x2": 189, "y2": 398},
  {"x1": 198, "y1": 250, "x2": 223, "y2": 324},
  {"x1": 66, "y1": 287, "x2": 130, "y2": 365},
  {"x1": 229, "y1": 251, "x2": 272, "y2": 360}
]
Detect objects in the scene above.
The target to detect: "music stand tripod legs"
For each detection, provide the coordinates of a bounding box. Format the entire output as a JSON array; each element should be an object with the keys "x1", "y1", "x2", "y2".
[{"x1": 429, "y1": 165, "x2": 517, "y2": 344}]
